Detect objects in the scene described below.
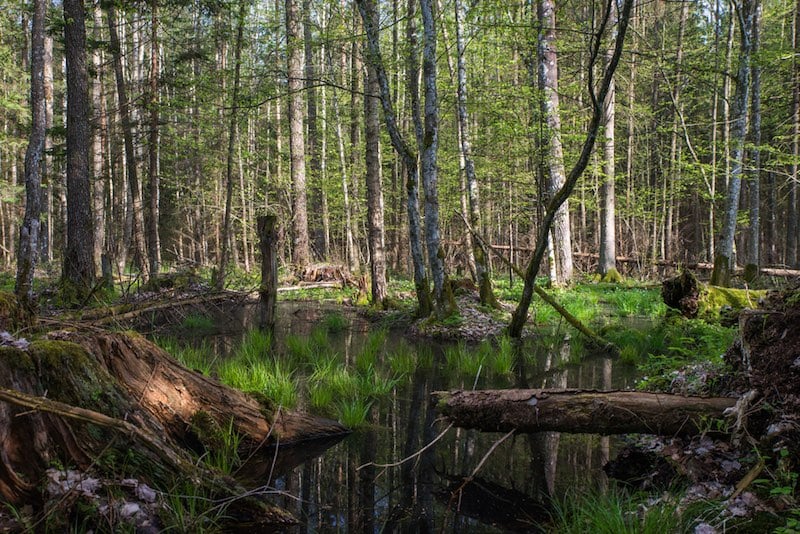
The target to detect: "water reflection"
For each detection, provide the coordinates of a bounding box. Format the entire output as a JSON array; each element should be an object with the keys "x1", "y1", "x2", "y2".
[{"x1": 165, "y1": 302, "x2": 638, "y2": 532}]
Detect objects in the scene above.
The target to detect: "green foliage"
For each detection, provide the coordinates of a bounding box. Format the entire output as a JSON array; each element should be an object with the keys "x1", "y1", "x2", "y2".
[
  {"x1": 387, "y1": 340, "x2": 417, "y2": 377},
  {"x1": 159, "y1": 481, "x2": 229, "y2": 533},
  {"x1": 156, "y1": 337, "x2": 216, "y2": 375},
  {"x1": 180, "y1": 313, "x2": 215, "y2": 333},
  {"x1": 322, "y1": 311, "x2": 348, "y2": 333},
  {"x1": 336, "y1": 399, "x2": 373, "y2": 428},
  {"x1": 552, "y1": 487, "x2": 680, "y2": 534}
]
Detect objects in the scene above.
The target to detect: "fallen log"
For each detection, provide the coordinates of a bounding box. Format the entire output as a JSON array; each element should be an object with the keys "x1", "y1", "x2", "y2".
[{"x1": 432, "y1": 389, "x2": 737, "y2": 436}]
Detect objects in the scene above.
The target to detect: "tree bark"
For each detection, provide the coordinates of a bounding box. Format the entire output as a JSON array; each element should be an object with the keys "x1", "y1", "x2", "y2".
[
  {"x1": 15, "y1": 0, "x2": 46, "y2": 313},
  {"x1": 92, "y1": 3, "x2": 107, "y2": 276},
  {"x1": 356, "y1": 0, "x2": 432, "y2": 317},
  {"x1": 537, "y1": 0, "x2": 574, "y2": 286},
  {"x1": 258, "y1": 215, "x2": 278, "y2": 333},
  {"x1": 508, "y1": 0, "x2": 633, "y2": 338},
  {"x1": 287, "y1": 0, "x2": 310, "y2": 269},
  {"x1": 107, "y1": 3, "x2": 149, "y2": 281},
  {"x1": 745, "y1": 1, "x2": 762, "y2": 282},
  {"x1": 433, "y1": 389, "x2": 736, "y2": 436},
  {"x1": 419, "y1": 0, "x2": 447, "y2": 311},
  {"x1": 216, "y1": 0, "x2": 246, "y2": 290},
  {"x1": 711, "y1": 0, "x2": 756, "y2": 286},
  {"x1": 598, "y1": 0, "x2": 619, "y2": 281},
  {"x1": 456, "y1": 0, "x2": 497, "y2": 306},
  {"x1": 364, "y1": 2, "x2": 387, "y2": 307},
  {"x1": 63, "y1": 0, "x2": 97, "y2": 298},
  {"x1": 147, "y1": 0, "x2": 161, "y2": 278}
]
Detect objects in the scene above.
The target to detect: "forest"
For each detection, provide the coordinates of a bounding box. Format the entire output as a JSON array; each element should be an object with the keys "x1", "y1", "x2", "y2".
[{"x1": 0, "y1": 0, "x2": 799, "y2": 531}]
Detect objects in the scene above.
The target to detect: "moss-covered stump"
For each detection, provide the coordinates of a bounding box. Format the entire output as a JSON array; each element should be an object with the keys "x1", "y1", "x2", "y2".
[
  {"x1": 662, "y1": 272, "x2": 766, "y2": 321},
  {"x1": 0, "y1": 330, "x2": 347, "y2": 529}
]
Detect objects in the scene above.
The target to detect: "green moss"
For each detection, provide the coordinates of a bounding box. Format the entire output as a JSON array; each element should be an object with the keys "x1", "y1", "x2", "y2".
[
  {"x1": 599, "y1": 268, "x2": 623, "y2": 284},
  {"x1": 0, "y1": 346, "x2": 36, "y2": 373},
  {"x1": 700, "y1": 286, "x2": 766, "y2": 318},
  {"x1": 0, "y1": 291, "x2": 24, "y2": 331}
]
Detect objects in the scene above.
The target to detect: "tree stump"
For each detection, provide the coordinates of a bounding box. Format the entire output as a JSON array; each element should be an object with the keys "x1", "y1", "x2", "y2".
[{"x1": 258, "y1": 214, "x2": 278, "y2": 333}]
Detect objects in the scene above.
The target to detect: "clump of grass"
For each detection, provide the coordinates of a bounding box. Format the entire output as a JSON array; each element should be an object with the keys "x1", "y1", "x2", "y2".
[
  {"x1": 285, "y1": 333, "x2": 314, "y2": 362},
  {"x1": 358, "y1": 329, "x2": 387, "y2": 371},
  {"x1": 156, "y1": 337, "x2": 216, "y2": 375},
  {"x1": 337, "y1": 399, "x2": 373, "y2": 428},
  {"x1": 491, "y1": 335, "x2": 515, "y2": 376},
  {"x1": 322, "y1": 311, "x2": 348, "y2": 333},
  {"x1": 160, "y1": 481, "x2": 228, "y2": 533},
  {"x1": 552, "y1": 487, "x2": 680, "y2": 534},
  {"x1": 201, "y1": 418, "x2": 242, "y2": 475},
  {"x1": 181, "y1": 313, "x2": 215, "y2": 333},
  {"x1": 417, "y1": 345, "x2": 434, "y2": 369},
  {"x1": 308, "y1": 382, "x2": 335, "y2": 413},
  {"x1": 388, "y1": 341, "x2": 417, "y2": 377},
  {"x1": 236, "y1": 329, "x2": 272, "y2": 362},
  {"x1": 217, "y1": 358, "x2": 298, "y2": 408},
  {"x1": 357, "y1": 369, "x2": 398, "y2": 399}
]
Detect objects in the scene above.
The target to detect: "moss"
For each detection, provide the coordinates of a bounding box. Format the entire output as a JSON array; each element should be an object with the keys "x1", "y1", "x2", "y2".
[
  {"x1": 245, "y1": 391, "x2": 276, "y2": 425},
  {"x1": 0, "y1": 346, "x2": 36, "y2": 374},
  {"x1": 0, "y1": 291, "x2": 24, "y2": 331},
  {"x1": 700, "y1": 286, "x2": 766, "y2": 318},
  {"x1": 190, "y1": 410, "x2": 226, "y2": 451},
  {"x1": 599, "y1": 268, "x2": 623, "y2": 284}
]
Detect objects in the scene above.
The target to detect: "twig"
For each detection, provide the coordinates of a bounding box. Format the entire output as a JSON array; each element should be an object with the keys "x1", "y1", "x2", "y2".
[{"x1": 356, "y1": 422, "x2": 453, "y2": 471}]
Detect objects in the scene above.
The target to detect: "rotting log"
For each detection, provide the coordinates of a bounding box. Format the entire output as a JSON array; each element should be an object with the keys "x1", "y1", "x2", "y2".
[
  {"x1": 0, "y1": 330, "x2": 347, "y2": 528},
  {"x1": 432, "y1": 389, "x2": 737, "y2": 436}
]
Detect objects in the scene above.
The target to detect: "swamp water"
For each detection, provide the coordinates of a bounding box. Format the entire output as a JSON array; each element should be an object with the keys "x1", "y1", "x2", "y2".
[{"x1": 161, "y1": 302, "x2": 640, "y2": 533}]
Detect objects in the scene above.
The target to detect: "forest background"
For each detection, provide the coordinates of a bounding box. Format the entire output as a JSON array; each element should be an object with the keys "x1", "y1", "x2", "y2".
[{"x1": 0, "y1": 0, "x2": 797, "y2": 310}]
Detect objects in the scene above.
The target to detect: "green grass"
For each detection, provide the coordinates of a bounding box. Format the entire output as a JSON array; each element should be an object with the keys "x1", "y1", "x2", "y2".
[
  {"x1": 156, "y1": 337, "x2": 216, "y2": 375},
  {"x1": 217, "y1": 357, "x2": 298, "y2": 408},
  {"x1": 322, "y1": 311, "x2": 349, "y2": 333},
  {"x1": 181, "y1": 313, "x2": 215, "y2": 333},
  {"x1": 160, "y1": 481, "x2": 229, "y2": 533},
  {"x1": 551, "y1": 487, "x2": 680, "y2": 534},
  {"x1": 336, "y1": 399, "x2": 373, "y2": 428},
  {"x1": 387, "y1": 341, "x2": 417, "y2": 377}
]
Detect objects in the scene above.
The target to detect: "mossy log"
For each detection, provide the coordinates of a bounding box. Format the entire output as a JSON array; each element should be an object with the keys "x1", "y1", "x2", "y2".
[
  {"x1": 432, "y1": 389, "x2": 737, "y2": 436},
  {"x1": 662, "y1": 272, "x2": 766, "y2": 319},
  {"x1": 0, "y1": 330, "x2": 347, "y2": 527}
]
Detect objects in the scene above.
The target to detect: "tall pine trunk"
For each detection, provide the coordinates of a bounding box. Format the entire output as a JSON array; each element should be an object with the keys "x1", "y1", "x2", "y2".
[
  {"x1": 63, "y1": 0, "x2": 97, "y2": 298},
  {"x1": 147, "y1": 0, "x2": 161, "y2": 278}
]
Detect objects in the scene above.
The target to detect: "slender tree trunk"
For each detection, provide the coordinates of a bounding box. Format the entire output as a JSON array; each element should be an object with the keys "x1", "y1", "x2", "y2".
[
  {"x1": 304, "y1": 0, "x2": 323, "y2": 260},
  {"x1": 287, "y1": 0, "x2": 310, "y2": 269},
  {"x1": 787, "y1": 0, "x2": 800, "y2": 267},
  {"x1": 91, "y1": 4, "x2": 107, "y2": 275},
  {"x1": 537, "y1": 0, "x2": 573, "y2": 286},
  {"x1": 598, "y1": 0, "x2": 619, "y2": 282},
  {"x1": 508, "y1": 0, "x2": 633, "y2": 338},
  {"x1": 364, "y1": 1, "x2": 387, "y2": 307},
  {"x1": 356, "y1": 0, "x2": 432, "y2": 317},
  {"x1": 745, "y1": 1, "x2": 762, "y2": 281},
  {"x1": 147, "y1": 0, "x2": 161, "y2": 278},
  {"x1": 16, "y1": 0, "x2": 46, "y2": 312},
  {"x1": 63, "y1": 0, "x2": 97, "y2": 297},
  {"x1": 419, "y1": 0, "x2": 447, "y2": 311},
  {"x1": 216, "y1": 0, "x2": 246, "y2": 290},
  {"x1": 711, "y1": 0, "x2": 756, "y2": 287},
  {"x1": 107, "y1": 3, "x2": 149, "y2": 280},
  {"x1": 456, "y1": 0, "x2": 497, "y2": 305}
]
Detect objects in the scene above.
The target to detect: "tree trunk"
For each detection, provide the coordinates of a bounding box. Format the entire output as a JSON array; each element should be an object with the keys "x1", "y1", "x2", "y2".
[
  {"x1": 147, "y1": 0, "x2": 161, "y2": 278},
  {"x1": 216, "y1": 0, "x2": 246, "y2": 290},
  {"x1": 15, "y1": 0, "x2": 46, "y2": 313},
  {"x1": 0, "y1": 330, "x2": 346, "y2": 526},
  {"x1": 304, "y1": 0, "x2": 324, "y2": 260},
  {"x1": 63, "y1": 0, "x2": 97, "y2": 299},
  {"x1": 787, "y1": 0, "x2": 800, "y2": 268},
  {"x1": 508, "y1": 0, "x2": 633, "y2": 338},
  {"x1": 356, "y1": 0, "x2": 432, "y2": 317},
  {"x1": 258, "y1": 215, "x2": 278, "y2": 333},
  {"x1": 92, "y1": 4, "x2": 107, "y2": 276},
  {"x1": 711, "y1": 0, "x2": 756, "y2": 287},
  {"x1": 419, "y1": 0, "x2": 447, "y2": 311},
  {"x1": 107, "y1": 3, "x2": 149, "y2": 281},
  {"x1": 745, "y1": 2, "x2": 762, "y2": 282},
  {"x1": 598, "y1": 0, "x2": 619, "y2": 282},
  {"x1": 364, "y1": 2, "x2": 387, "y2": 308},
  {"x1": 537, "y1": 0, "x2": 573, "y2": 286},
  {"x1": 433, "y1": 389, "x2": 736, "y2": 436},
  {"x1": 287, "y1": 0, "x2": 310, "y2": 269},
  {"x1": 456, "y1": 0, "x2": 497, "y2": 306}
]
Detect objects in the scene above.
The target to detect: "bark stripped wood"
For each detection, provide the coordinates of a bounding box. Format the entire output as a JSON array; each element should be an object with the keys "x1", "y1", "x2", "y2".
[{"x1": 433, "y1": 389, "x2": 737, "y2": 436}]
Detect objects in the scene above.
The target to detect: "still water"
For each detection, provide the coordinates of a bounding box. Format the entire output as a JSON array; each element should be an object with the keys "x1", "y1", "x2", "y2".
[{"x1": 164, "y1": 301, "x2": 639, "y2": 533}]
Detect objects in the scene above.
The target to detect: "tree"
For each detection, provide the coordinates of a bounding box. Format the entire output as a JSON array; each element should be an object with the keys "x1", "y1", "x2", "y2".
[
  {"x1": 216, "y1": 0, "x2": 247, "y2": 290},
  {"x1": 598, "y1": 0, "x2": 620, "y2": 282},
  {"x1": 363, "y1": 1, "x2": 387, "y2": 308},
  {"x1": 508, "y1": 0, "x2": 633, "y2": 338},
  {"x1": 455, "y1": 0, "x2": 498, "y2": 306},
  {"x1": 711, "y1": 0, "x2": 757, "y2": 286},
  {"x1": 16, "y1": 0, "x2": 47, "y2": 312},
  {"x1": 356, "y1": 0, "x2": 433, "y2": 317},
  {"x1": 744, "y1": 0, "x2": 762, "y2": 281},
  {"x1": 107, "y1": 2, "x2": 149, "y2": 281},
  {"x1": 287, "y1": 0, "x2": 310, "y2": 269},
  {"x1": 537, "y1": 0, "x2": 573, "y2": 286},
  {"x1": 62, "y1": 0, "x2": 96, "y2": 298},
  {"x1": 147, "y1": 0, "x2": 161, "y2": 278}
]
